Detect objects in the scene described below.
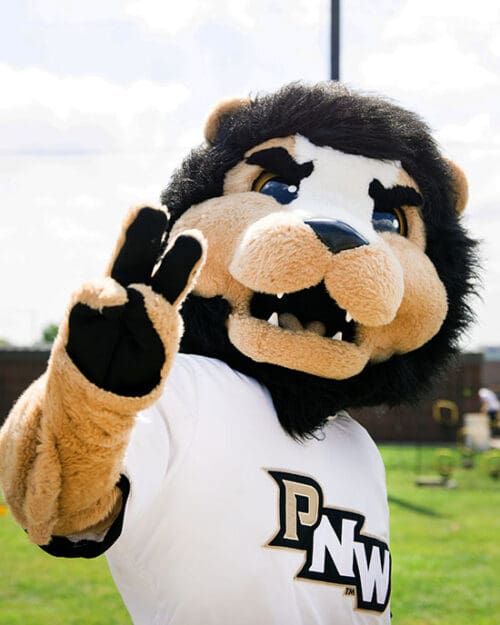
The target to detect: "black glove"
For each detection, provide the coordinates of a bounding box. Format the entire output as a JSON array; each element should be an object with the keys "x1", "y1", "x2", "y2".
[{"x1": 66, "y1": 207, "x2": 204, "y2": 396}]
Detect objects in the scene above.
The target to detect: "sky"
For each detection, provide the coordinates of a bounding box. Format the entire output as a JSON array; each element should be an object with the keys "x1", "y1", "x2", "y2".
[{"x1": 0, "y1": 0, "x2": 498, "y2": 350}]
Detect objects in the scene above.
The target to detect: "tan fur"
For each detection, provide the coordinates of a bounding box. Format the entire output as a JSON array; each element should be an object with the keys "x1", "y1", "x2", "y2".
[
  {"x1": 396, "y1": 169, "x2": 419, "y2": 192},
  {"x1": 396, "y1": 171, "x2": 426, "y2": 249},
  {"x1": 71, "y1": 277, "x2": 129, "y2": 311},
  {"x1": 404, "y1": 207, "x2": 426, "y2": 250},
  {"x1": 204, "y1": 97, "x2": 250, "y2": 145},
  {"x1": 170, "y1": 193, "x2": 278, "y2": 298},
  {"x1": 446, "y1": 160, "x2": 469, "y2": 214},
  {"x1": 363, "y1": 235, "x2": 448, "y2": 360},
  {"x1": 224, "y1": 211, "x2": 444, "y2": 379},
  {"x1": 223, "y1": 161, "x2": 263, "y2": 197},
  {"x1": 0, "y1": 375, "x2": 47, "y2": 529},
  {"x1": 0, "y1": 217, "x2": 204, "y2": 544},
  {"x1": 228, "y1": 314, "x2": 371, "y2": 379},
  {"x1": 324, "y1": 241, "x2": 404, "y2": 326},
  {"x1": 229, "y1": 211, "x2": 331, "y2": 293},
  {"x1": 226, "y1": 219, "x2": 447, "y2": 378}
]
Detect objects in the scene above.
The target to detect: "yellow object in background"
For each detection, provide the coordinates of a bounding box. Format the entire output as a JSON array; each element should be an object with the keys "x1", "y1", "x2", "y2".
[{"x1": 0, "y1": 503, "x2": 8, "y2": 517}]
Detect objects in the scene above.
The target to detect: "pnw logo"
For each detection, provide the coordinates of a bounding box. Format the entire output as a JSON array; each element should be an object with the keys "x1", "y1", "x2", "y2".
[{"x1": 267, "y1": 470, "x2": 391, "y2": 613}]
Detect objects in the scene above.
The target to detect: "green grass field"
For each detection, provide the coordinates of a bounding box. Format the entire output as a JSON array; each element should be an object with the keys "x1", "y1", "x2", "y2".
[
  {"x1": 0, "y1": 445, "x2": 499, "y2": 624},
  {"x1": 0, "y1": 510, "x2": 131, "y2": 625},
  {"x1": 383, "y1": 445, "x2": 500, "y2": 625}
]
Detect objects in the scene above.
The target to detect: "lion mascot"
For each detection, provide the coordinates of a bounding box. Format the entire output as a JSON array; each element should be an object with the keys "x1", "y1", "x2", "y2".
[{"x1": 0, "y1": 82, "x2": 476, "y2": 624}]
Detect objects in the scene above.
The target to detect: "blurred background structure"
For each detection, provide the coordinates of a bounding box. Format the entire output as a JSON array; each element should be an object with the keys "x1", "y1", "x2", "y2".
[{"x1": 0, "y1": 347, "x2": 497, "y2": 445}]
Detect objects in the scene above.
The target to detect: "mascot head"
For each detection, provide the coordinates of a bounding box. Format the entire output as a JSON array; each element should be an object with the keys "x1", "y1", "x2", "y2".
[{"x1": 161, "y1": 82, "x2": 477, "y2": 437}]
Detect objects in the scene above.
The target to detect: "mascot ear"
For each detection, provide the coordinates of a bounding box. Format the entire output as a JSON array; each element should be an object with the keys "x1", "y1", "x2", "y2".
[
  {"x1": 447, "y1": 159, "x2": 469, "y2": 215},
  {"x1": 204, "y1": 97, "x2": 250, "y2": 144}
]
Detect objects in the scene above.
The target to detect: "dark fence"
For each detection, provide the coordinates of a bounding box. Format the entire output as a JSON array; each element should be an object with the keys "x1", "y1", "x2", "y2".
[
  {"x1": 353, "y1": 352, "x2": 484, "y2": 442},
  {"x1": 0, "y1": 349, "x2": 49, "y2": 421},
  {"x1": 0, "y1": 349, "x2": 489, "y2": 443}
]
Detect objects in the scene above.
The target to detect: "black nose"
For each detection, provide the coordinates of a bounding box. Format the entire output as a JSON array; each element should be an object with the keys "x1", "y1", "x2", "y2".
[{"x1": 305, "y1": 219, "x2": 369, "y2": 254}]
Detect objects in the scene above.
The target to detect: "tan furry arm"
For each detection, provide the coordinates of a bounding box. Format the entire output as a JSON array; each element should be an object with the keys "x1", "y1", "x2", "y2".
[
  {"x1": 0, "y1": 367, "x2": 133, "y2": 545},
  {"x1": 0, "y1": 283, "x2": 178, "y2": 546},
  {"x1": 0, "y1": 207, "x2": 205, "y2": 546}
]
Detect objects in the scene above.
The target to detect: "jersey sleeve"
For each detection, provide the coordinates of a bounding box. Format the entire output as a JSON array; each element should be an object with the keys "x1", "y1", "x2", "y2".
[{"x1": 39, "y1": 475, "x2": 131, "y2": 559}]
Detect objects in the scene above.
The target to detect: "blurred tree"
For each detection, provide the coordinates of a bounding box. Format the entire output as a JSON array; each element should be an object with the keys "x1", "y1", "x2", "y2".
[{"x1": 42, "y1": 323, "x2": 59, "y2": 344}]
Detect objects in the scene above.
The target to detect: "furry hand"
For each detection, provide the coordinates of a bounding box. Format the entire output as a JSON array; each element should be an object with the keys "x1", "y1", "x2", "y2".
[{"x1": 65, "y1": 206, "x2": 205, "y2": 396}]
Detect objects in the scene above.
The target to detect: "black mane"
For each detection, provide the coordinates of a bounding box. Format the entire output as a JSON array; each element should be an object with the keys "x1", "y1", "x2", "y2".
[{"x1": 162, "y1": 82, "x2": 478, "y2": 438}]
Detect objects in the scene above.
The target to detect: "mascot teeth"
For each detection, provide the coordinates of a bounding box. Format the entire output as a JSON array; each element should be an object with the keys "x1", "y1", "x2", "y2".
[
  {"x1": 250, "y1": 283, "x2": 357, "y2": 344},
  {"x1": 267, "y1": 312, "x2": 279, "y2": 326}
]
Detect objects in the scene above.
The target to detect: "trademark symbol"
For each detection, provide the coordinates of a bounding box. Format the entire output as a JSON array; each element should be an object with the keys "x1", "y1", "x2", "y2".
[{"x1": 344, "y1": 587, "x2": 356, "y2": 596}]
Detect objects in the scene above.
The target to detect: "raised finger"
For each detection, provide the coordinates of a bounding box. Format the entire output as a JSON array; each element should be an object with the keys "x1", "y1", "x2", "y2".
[
  {"x1": 150, "y1": 231, "x2": 205, "y2": 305},
  {"x1": 109, "y1": 206, "x2": 168, "y2": 287}
]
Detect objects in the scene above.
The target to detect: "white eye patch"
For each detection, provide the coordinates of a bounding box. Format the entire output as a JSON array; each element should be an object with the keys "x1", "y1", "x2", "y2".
[{"x1": 291, "y1": 135, "x2": 403, "y2": 243}]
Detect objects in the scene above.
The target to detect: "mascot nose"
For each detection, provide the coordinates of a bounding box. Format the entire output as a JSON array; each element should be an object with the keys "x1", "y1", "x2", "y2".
[{"x1": 305, "y1": 219, "x2": 369, "y2": 254}]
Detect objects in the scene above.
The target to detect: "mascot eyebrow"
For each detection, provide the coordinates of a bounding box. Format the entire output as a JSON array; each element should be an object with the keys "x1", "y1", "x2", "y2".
[
  {"x1": 246, "y1": 147, "x2": 314, "y2": 186},
  {"x1": 368, "y1": 178, "x2": 423, "y2": 211}
]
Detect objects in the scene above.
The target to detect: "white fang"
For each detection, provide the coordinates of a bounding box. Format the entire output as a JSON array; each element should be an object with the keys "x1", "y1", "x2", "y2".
[{"x1": 268, "y1": 312, "x2": 279, "y2": 326}]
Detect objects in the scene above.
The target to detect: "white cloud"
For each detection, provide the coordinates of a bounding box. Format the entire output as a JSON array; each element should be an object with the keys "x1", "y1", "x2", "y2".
[
  {"x1": 124, "y1": 0, "x2": 327, "y2": 35},
  {"x1": 31, "y1": 0, "x2": 127, "y2": 23},
  {"x1": 43, "y1": 214, "x2": 102, "y2": 243},
  {"x1": 490, "y1": 33, "x2": 500, "y2": 57},
  {"x1": 177, "y1": 125, "x2": 205, "y2": 149},
  {"x1": 125, "y1": 0, "x2": 206, "y2": 35},
  {"x1": 292, "y1": 0, "x2": 328, "y2": 26},
  {"x1": 30, "y1": 0, "x2": 328, "y2": 34},
  {"x1": 125, "y1": 0, "x2": 254, "y2": 35},
  {"x1": 0, "y1": 151, "x2": 183, "y2": 345},
  {"x1": 436, "y1": 114, "x2": 494, "y2": 146},
  {"x1": 360, "y1": 35, "x2": 497, "y2": 93},
  {"x1": 0, "y1": 64, "x2": 189, "y2": 153},
  {"x1": 384, "y1": 0, "x2": 500, "y2": 39}
]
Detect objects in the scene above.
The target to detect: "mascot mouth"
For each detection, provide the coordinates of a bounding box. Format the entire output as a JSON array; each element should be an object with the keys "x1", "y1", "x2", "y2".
[
  {"x1": 249, "y1": 282, "x2": 357, "y2": 343},
  {"x1": 227, "y1": 279, "x2": 370, "y2": 380}
]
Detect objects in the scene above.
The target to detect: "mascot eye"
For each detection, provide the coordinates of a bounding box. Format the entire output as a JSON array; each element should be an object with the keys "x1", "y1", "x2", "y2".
[
  {"x1": 372, "y1": 207, "x2": 407, "y2": 236},
  {"x1": 252, "y1": 171, "x2": 299, "y2": 205}
]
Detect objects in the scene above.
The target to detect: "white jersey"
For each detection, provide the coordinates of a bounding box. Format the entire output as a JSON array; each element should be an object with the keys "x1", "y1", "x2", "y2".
[{"x1": 106, "y1": 354, "x2": 391, "y2": 625}]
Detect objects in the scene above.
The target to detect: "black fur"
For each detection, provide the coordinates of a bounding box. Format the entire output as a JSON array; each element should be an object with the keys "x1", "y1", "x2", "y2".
[
  {"x1": 162, "y1": 82, "x2": 479, "y2": 438},
  {"x1": 246, "y1": 148, "x2": 313, "y2": 186},
  {"x1": 368, "y1": 179, "x2": 423, "y2": 212}
]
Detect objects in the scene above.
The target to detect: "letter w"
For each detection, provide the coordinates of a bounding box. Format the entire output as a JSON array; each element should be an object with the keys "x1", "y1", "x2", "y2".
[{"x1": 353, "y1": 542, "x2": 390, "y2": 605}]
